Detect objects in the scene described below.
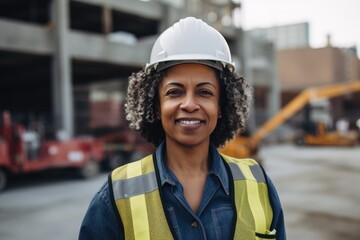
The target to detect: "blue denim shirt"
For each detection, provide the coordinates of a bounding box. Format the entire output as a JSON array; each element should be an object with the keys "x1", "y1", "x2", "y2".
[
  {"x1": 155, "y1": 142, "x2": 234, "y2": 240},
  {"x1": 79, "y1": 143, "x2": 286, "y2": 239}
]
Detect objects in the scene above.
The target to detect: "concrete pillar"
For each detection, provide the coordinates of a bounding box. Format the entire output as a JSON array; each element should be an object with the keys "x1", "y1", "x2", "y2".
[
  {"x1": 51, "y1": 0, "x2": 74, "y2": 138},
  {"x1": 267, "y1": 46, "x2": 280, "y2": 118},
  {"x1": 158, "y1": 3, "x2": 188, "y2": 32},
  {"x1": 241, "y1": 32, "x2": 257, "y2": 132},
  {"x1": 102, "y1": 6, "x2": 112, "y2": 35}
]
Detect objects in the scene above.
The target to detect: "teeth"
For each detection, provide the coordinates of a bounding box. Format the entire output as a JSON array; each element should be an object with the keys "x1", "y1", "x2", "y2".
[{"x1": 178, "y1": 120, "x2": 201, "y2": 125}]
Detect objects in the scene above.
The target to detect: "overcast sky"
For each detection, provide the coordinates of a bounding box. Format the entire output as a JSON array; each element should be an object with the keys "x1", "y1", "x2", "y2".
[{"x1": 236, "y1": 0, "x2": 360, "y2": 57}]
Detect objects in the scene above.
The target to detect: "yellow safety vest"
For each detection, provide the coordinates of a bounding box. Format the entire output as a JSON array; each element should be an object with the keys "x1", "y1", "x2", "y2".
[{"x1": 111, "y1": 154, "x2": 275, "y2": 239}]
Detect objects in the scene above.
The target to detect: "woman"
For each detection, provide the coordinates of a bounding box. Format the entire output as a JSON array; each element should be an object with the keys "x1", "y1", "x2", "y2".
[{"x1": 79, "y1": 17, "x2": 285, "y2": 240}]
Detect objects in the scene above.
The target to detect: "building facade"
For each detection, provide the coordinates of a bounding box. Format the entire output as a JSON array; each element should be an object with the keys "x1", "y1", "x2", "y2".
[
  {"x1": 278, "y1": 44, "x2": 360, "y2": 129},
  {"x1": 0, "y1": 0, "x2": 278, "y2": 137},
  {"x1": 249, "y1": 22, "x2": 310, "y2": 50}
]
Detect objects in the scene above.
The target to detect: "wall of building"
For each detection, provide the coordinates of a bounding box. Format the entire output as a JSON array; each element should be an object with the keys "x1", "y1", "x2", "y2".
[
  {"x1": 278, "y1": 45, "x2": 360, "y2": 90},
  {"x1": 277, "y1": 45, "x2": 360, "y2": 129},
  {"x1": 1, "y1": 0, "x2": 277, "y2": 137},
  {"x1": 279, "y1": 47, "x2": 344, "y2": 91},
  {"x1": 249, "y1": 22, "x2": 310, "y2": 50}
]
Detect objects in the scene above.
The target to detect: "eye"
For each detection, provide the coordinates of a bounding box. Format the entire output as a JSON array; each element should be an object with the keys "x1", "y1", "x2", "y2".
[
  {"x1": 166, "y1": 88, "x2": 183, "y2": 96},
  {"x1": 198, "y1": 89, "x2": 214, "y2": 96}
]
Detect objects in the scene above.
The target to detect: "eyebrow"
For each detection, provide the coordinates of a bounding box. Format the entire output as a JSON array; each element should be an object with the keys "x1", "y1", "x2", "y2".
[{"x1": 164, "y1": 81, "x2": 217, "y2": 88}]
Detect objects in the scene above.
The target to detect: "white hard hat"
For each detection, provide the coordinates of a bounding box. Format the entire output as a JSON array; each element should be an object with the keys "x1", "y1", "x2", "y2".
[{"x1": 145, "y1": 17, "x2": 235, "y2": 73}]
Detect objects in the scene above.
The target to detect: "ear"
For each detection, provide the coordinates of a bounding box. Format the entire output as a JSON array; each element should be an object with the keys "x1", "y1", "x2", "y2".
[{"x1": 218, "y1": 107, "x2": 222, "y2": 119}]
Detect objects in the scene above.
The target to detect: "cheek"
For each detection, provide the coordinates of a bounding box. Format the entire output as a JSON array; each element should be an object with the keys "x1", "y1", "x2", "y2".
[
  {"x1": 159, "y1": 100, "x2": 177, "y2": 117},
  {"x1": 203, "y1": 100, "x2": 220, "y2": 114}
]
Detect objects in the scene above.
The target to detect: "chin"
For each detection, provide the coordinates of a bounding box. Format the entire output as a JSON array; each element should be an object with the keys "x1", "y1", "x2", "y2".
[{"x1": 176, "y1": 137, "x2": 210, "y2": 147}]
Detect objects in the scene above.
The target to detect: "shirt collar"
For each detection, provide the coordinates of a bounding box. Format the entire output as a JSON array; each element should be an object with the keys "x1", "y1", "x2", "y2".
[
  {"x1": 155, "y1": 141, "x2": 230, "y2": 195},
  {"x1": 155, "y1": 142, "x2": 176, "y2": 186}
]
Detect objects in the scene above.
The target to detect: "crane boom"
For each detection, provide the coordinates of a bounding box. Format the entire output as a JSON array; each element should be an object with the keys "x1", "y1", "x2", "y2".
[{"x1": 251, "y1": 81, "x2": 360, "y2": 145}]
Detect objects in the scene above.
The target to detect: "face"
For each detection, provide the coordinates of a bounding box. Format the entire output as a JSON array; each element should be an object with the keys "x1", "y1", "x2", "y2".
[{"x1": 158, "y1": 63, "x2": 220, "y2": 148}]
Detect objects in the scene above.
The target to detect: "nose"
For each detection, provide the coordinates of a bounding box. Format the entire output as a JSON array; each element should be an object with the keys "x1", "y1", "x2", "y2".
[{"x1": 180, "y1": 93, "x2": 200, "y2": 112}]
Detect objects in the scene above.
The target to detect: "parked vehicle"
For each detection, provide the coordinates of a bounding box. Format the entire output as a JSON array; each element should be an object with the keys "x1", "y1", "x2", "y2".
[{"x1": 0, "y1": 111, "x2": 155, "y2": 192}]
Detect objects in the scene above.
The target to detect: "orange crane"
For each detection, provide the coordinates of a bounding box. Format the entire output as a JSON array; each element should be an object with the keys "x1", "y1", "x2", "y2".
[{"x1": 219, "y1": 80, "x2": 360, "y2": 158}]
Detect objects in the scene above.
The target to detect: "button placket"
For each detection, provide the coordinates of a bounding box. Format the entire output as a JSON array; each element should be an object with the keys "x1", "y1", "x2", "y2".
[{"x1": 191, "y1": 221, "x2": 198, "y2": 228}]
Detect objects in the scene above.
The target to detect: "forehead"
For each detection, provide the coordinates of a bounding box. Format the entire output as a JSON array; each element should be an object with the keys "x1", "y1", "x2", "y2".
[{"x1": 161, "y1": 63, "x2": 219, "y2": 84}]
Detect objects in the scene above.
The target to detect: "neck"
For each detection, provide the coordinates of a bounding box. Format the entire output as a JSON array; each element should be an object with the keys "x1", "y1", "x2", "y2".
[{"x1": 165, "y1": 140, "x2": 210, "y2": 176}]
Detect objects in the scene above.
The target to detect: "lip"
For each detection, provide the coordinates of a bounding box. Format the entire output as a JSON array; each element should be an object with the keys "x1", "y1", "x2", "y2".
[{"x1": 175, "y1": 118, "x2": 205, "y2": 130}]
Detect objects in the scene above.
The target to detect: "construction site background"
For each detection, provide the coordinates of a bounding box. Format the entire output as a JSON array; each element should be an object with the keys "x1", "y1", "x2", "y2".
[{"x1": 0, "y1": 1, "x2": 359, "y2": 239}]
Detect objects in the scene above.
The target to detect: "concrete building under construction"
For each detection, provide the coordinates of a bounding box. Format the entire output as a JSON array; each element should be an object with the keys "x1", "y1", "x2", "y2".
[
  {"x1": 277, "y1": 44, "x2": 360, "y2": 130},
  {"x1": 0, "y1": 0, "x2": 279, "y2": 138},
  {"x1": 250, "y1": 22, "x2": 360, "y2": 132}
]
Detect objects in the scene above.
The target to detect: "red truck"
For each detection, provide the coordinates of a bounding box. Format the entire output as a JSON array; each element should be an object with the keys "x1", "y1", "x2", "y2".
[
  {"x1": 0, "y1": 111, "x2": 106, "y2": 192},
  {"x1": 0, "y1": 111, "x2": 156, "y2": 192}
]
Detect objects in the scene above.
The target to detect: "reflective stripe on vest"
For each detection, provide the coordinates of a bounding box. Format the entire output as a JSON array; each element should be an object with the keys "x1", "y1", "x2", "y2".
[
  {"x1": 111, "y1": 154, "x2": 274, "y2": 240},
  {"x1": 222, "y1": 154, "x2": 275, "y2": 239}
]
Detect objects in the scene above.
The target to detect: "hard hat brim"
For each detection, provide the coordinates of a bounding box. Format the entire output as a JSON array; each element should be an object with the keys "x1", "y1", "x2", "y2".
[{"x1": 156, "y1": 60, "x2": 224, "y2": 72}]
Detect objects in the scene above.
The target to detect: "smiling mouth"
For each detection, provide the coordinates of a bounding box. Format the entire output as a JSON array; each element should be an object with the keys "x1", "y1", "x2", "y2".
[{"x1": 176, "y1": 119, "x2": 204, "y2": 125}]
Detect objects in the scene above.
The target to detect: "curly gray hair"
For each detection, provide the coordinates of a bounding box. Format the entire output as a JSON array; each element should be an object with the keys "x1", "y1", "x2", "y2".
[{"x1": 124, "y1": 67, "x2": 252, "y2": 147}]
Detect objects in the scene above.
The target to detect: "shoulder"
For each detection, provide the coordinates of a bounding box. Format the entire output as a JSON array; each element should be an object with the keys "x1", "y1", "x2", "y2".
[
  {"x1": 220, "y1": 154, "x2": 265, "y2": 181},
  {"x1": 111, "y1": 154, "x2": 155, "y2": 181},
  {"x1": 87, "y1": 180, "x2": 117, "y2": 220},
  {"x1": 79, "y1": 180, "x2": 122, "y2": 239},
  {"x1": 222, "y1": 155, "x2": 282, "y2": 209},
  {"x1": 221, "y1": 153, "x2": 259, "y2": 166},
  {"x1": 221, "y1": 154, "x2": 286, "y2": 238}
]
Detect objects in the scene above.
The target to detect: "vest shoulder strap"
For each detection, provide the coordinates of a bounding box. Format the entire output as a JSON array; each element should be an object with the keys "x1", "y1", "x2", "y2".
[
  {"x1": 111, "y1": 155, "x2": 174, "y2": 240},
  {"x1": 221, "y1": 154, "x2": 275, "y2": 239},
  {"x1": 221, "y1": 154, "x2": 266, "y2": 182}
]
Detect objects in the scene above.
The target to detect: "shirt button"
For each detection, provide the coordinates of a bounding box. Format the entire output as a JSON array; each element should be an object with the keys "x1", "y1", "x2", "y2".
[{"x1": 191, "y1": 221, "x2": 198, "y2": 228}]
